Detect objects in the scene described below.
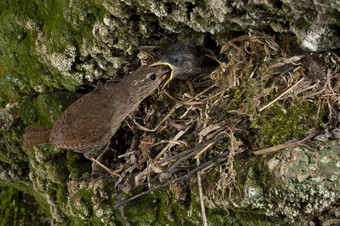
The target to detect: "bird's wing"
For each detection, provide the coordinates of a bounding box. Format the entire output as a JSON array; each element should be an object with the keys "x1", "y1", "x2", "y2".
[{"x1": 50, "y1": 87, "x2": 118, "y2": 151}]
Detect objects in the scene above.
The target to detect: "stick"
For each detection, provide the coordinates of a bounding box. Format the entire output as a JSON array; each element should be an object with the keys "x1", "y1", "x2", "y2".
[
  {"x1": 253, "y1": 141, "x2": 315, "y2": 155},
  {"x1": 197, "y1": 158, "x2": 207, "y2": 226},
  {"x1": 259, "y1": 77, "x2": 305, "y2": 112},
  {"x1": 115, "y1": 151, "x2": 229, "y2": 208}
]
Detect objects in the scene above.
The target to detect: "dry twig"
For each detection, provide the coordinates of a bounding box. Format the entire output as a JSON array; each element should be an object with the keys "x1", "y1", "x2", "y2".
[
  {"x1": 253, "y1": 141, "x2": 316, "y2": 155},
  {"x1": 116, "y1": 150, "x2": 229, "y2": 208},
  {"x1": 197, "y1": 157, "x2": 207, "y2": 226},
  {"x1": 259, "y1": 77, "x2": 305, "y2": 112}
]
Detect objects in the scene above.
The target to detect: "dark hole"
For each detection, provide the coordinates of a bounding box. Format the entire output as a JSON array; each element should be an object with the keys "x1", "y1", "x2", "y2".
[{"x1": 273, "y1": 0, "x2": 283, "y2": 9}]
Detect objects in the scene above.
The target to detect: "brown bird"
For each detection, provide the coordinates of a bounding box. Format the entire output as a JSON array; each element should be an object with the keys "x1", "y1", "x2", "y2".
[{"x1": 24, "y1": 67, "x2": 168, "y2": 175}]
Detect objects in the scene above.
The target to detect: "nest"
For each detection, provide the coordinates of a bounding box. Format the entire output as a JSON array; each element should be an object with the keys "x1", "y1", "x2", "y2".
[{"x1": 92, "y1": 30, "x2": 340, "y2": 210}]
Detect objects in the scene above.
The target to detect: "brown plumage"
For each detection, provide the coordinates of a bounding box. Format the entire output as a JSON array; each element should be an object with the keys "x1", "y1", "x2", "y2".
[
  {"x1": 23, "y1": 67, "x2": 168, "y2": 157},
  {"x1": 24, "y1": 126, "x2": 51, "y2": 146}
]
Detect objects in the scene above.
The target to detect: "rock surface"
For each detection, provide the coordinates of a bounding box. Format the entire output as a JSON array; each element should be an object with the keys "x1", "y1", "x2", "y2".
[{"x1": 0, "y1": 0, "x2": 339, "y2": 225}]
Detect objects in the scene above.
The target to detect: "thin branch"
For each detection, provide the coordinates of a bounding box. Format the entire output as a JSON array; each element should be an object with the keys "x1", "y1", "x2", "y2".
[
  {"x1": 259, "y1": 77, "x2": 305, "y2": 112},
  {"x1": 132, "y1": 84, "x2": 216, "y2": 132},
  {"x1": 115, "y1": 150, "x2": 229, "y2": 208},
  {"x1": 195, "y1": 142, "x2": 214, "y2": 159},
  {"x1": 154, "y1": 128, "x2": 189, "y2": 161},
  {"x1": 253, "y1": 141, "x2": 316, "y2": 155},
  {"x1": 197, "y1": 158, "x2": 207, "y2": 226}
]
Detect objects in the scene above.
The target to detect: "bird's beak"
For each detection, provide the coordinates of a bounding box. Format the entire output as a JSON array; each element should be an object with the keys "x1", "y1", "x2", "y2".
[
  {"x1": 151, "y1": 61, "x2": 174, "y2": 89},
  {"x1": 151, "y1": 61, "x2": 171, "y2": 68}
]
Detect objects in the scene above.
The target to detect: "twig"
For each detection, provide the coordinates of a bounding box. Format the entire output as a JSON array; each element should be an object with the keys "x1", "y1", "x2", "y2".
[
  {"x1": 194, "y1": 142, "x2": 214, "y2": 159},
  {"x1": 157, "y1": 138, "x2": 220, "y2": 167},
  {"x1": 253, "y1": 142, "x2": 301, "y2": 155},
  {"x1": 259, "y1": 77, "x2": 305, "y2": 112},
  {"x1": 197, "y1": 158, "x2": 207, "y2": 226},
  {"x1": 131, "y1": 102, "x2": 182, "y2": 132},
  {"x1": 115, "y1": 150, "x2": 229, "y2": 208},
  {"x1": 220, "y1": 35, "x2": 249, "y2": 53},
  {"x1": 115, "y1": 187, "x2": 130, "y2": 226},
  {"x1": 132, "y1": 84, "x2": 216, "y2": 132},
  {"x1": 253, "y1": 141, "x2": 316, "y2": 155},
  {"x1": 135, "y1": 137, "x2": 225, "y2": 190},
  {"x1": 163, "y1": 138, "x2": 222, "y2": 174},
  {"x1": 254, "y1": 129, "x2": 319, "y2": 155},
  {"x1": 154, "y1": 128, "x2": 189, "y2": 161},
  {"x1": 163, "y1": 90, "x2": 206, "y2": 105},
  {"x1": 217, "y1": 128, "x2": 241, "y2": 196}
]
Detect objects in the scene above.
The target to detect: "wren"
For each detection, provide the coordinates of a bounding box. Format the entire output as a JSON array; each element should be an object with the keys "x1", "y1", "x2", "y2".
[{"x1": 24, "y1": 67, "x2": 168, "y2": 161}]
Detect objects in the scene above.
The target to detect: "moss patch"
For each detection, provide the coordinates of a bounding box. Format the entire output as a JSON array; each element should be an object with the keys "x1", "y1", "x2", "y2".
[
  {"x1": 0, "y1": 0, "x2": 105, "y2": 106},
  {"x1": 251, "y1": 102, "x2": 322, "y2": 146},
  {"x1": 66, "y1": 152, "x2": 92, "y2": 179},
  {"x1": 14, "y1": 92, "x2": 80, "y2": 126},
  {"x1": 0, "y1": 186, "x2": 49, "y2": 226}
]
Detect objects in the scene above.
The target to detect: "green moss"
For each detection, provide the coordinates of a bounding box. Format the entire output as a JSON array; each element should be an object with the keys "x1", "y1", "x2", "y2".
[
  {"x1": 69, "y1": 188, "x2": 94, "y2": 218},
  {"x1": 222, "y1": 87, "x2": 243, "y2": 113},
  {"x1": 140, "y1": 14, "x2": 158, "y2": 23},
  {"x1": 38, "y1": 0, "x2": 103, "y2": 51},
  {"x1": 207, "y1": 207, "x2": 281, "y2": 225},
  {"x1": 0, "y1": 0, "x2": 105, "y2": 107},
  {"x1": 0, "y1": 124, "x2": 28, "y2": 164},
  {"x1": 292, "y1": 18, "x2": 311, "y2": 30},
  {"x1": 14, "y1": 92, "x2": 79, "y2": 126},
  {"x1": 248, "y1": 156, "x2": 278, "y2": 188},
  {"x1": 45, "y1": 157, "x2": 70, "y2": 183},
  {"x1": 124, "y1": 187, "x2": 194, "y2": 225},
  {"x1": 0, "y1": 1, "x2": 46, "y2": 104},
  {"x1": 192, "y1": 187, "x2": 281, "y2": 225},
  {"x1": 0, "y1": 186, "x2": 49, "y2": 226},
  {"x1": 56, "y1": 183, "x2": 69, "y2": 207},
  {"x1": 98, "y1": 0, "x2": 131, "y2": 18},
  {"x1": 0, "y1": 168, "x2": 50, "y2": 218},
  {"x1": 251, "y1": 102, "x2": 321, "y2": 146},
  {"x1": 238, "y1": 146, "x2": 340, "y2": 220},
  {"x1": 123, "y1": 173, "x2": 281, "y2": 225},
  {"x1": 66, "y1": 152, "x2": 91, "y2": 179},
  {"x1": 124, "y1": 189, "x2": 158, "y2": 224}
]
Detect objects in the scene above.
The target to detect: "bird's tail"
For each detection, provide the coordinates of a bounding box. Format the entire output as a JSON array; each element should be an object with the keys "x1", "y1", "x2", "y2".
[{"x1": 23, "y1": 125, "x2": 51, "y2": 146}]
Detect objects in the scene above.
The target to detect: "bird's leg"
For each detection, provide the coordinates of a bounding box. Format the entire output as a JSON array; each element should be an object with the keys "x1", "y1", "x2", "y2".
[
  {"x1": 93, "y1": 143, "x2": 114, "y2": 172},
  {"x1": 84, "y1": 153, "x2": 122, "y2": 178}
]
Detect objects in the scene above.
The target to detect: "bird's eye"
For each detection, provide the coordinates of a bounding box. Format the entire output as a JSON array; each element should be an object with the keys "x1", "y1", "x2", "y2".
[
  {"x1": 148, "y1": 73, "x2": 156, "y2": 80},
  {"x1": 172, "y1": 56, "x2": 183, "y2": 64}
]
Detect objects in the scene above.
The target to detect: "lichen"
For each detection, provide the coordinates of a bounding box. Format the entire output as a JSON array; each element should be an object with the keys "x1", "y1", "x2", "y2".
[{"x1": 202, "y1": 143, "x2": 340, "y2": 223}]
